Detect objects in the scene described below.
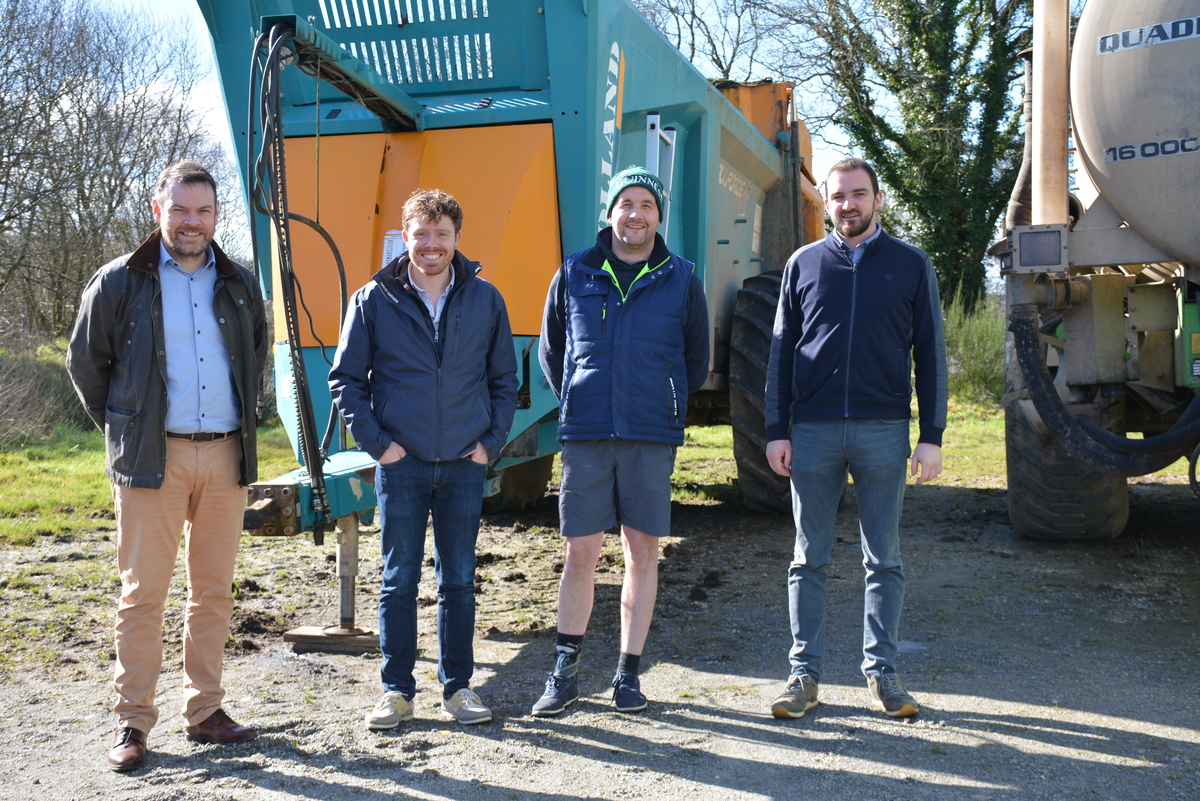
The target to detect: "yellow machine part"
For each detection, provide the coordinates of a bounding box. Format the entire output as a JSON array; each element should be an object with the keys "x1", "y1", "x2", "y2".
[{"x1": 276, "y1": 123, "x2": 562, "y2": 345}]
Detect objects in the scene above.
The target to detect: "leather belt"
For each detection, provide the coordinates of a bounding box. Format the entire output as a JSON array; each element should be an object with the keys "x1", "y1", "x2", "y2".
[{"x1": 166, "y1": 429, "x2": 240, "y2": 442}]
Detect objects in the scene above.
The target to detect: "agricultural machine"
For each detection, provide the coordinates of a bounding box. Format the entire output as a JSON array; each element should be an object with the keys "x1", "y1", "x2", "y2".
[
  {"x1": 194, "y1": 0, "x2": 822, "y2": 645},
  {"x1": 1000, "y1": 0, "x2": 1200, "y2": 539}
]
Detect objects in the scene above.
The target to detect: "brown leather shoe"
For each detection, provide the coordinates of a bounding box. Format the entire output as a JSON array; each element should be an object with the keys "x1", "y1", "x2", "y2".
[
  {"x1": 184, "y1": 709, "x2": 258, "y2": 744},
  {"x1": 108, "y1": 726, "x2": 147, "y2": 771}
]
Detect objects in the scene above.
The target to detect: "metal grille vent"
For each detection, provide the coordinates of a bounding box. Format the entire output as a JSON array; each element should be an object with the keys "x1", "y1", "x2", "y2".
[
  {"x1": 317, "y1": 0, "x2": 490, "y2": 27},
  {"x1": 427, "y1": 96, "x2": 549, "y2": 115},
  {"x1": 316, "y1": 0, "x2": 494, "y2": 84}
]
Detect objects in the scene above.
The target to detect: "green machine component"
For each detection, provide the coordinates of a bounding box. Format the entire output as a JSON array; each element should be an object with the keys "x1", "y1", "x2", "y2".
[{"x1": 1174, "y1": 297, "x2": 1200, "y2": 391}]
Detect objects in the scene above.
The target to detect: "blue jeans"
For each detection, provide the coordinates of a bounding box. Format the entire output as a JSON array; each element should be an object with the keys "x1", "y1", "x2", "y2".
[
  {"x1": 787, "y1": 418, "x2": 911, "y2": 681},
  {"x1": 375, "y1": 455, "x2": 485, "y2": 699}
]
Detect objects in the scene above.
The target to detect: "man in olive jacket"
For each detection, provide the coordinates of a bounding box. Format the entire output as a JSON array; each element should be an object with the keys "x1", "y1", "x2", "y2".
[{"x1": 68, "y1": 161, "x2": 268, "y2": 772}]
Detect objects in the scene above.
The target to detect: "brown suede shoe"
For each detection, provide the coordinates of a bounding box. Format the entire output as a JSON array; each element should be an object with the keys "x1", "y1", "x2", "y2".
[
  {"x1": 108, "y1": 726, "x2": 147, "y2": 771},
  {"x1": 184, "y1": 709, "x2": 258, "y2": 744}
]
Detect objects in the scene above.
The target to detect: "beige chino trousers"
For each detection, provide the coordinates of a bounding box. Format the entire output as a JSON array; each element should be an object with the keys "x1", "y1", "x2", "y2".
[{"x1": 110, "y1": 435, "x2": 244, "y2": 733}]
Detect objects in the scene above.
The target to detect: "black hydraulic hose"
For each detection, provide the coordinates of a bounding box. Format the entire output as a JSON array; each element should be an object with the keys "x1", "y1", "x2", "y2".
[
  {"x1": 252, "y1": 23, "x2": 331, "y2": 531},
  {"x1": 1009, "y1": 312, "x2": 1195, "y2": 476},
  {"x1": 245, "y1": 30, "x2": 269, "y2": 277},
  {"x1": 1077, "y1": 392, "x2": 1200, "y2": 454},
  {"x1": 287, "y1": 212, "x2": 350, "y2": 457},
  {"x1": 1039, "y1": 315, "x2": 1063, "y2": 336}
]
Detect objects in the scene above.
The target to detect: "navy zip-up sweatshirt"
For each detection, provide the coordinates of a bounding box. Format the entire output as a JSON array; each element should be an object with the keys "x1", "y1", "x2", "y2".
[{"x1": 764, "y1": 229, "x2": 947, "y2": 446}]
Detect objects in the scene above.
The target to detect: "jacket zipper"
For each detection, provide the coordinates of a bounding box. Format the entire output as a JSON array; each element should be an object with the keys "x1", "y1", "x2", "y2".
[
  {"x1": 668, "y1": 376, "x2": 678, "y2": 424},
  {"x1": 845, "y1": 255, "x2": 858, "y2": 418}
]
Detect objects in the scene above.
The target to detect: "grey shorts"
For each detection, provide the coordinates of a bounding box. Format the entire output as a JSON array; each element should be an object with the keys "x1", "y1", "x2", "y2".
[{"x1": 558, "y1": 439, "x2": 677, "y2": 538}]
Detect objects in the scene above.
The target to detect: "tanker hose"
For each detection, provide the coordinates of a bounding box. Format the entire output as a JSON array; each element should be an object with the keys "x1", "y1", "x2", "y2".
[
  {"x1": 1190, "y1": 440, "x2": 1200, "y2": 500},
  {"x1": 1009, "y1": 311, "x2": 1195, "y2": 476},
  {"x1": 1076, "y1": 391, "x2": 1200, "y2": 454}
]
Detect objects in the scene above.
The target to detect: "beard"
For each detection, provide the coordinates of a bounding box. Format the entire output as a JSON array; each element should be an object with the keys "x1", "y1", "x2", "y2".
[
  {"x1": 165, "y1": 229, "x2": 213, "y2": 258},
  {"x1": 836, "y1": 208, "x2": 874, "y2": 239}
]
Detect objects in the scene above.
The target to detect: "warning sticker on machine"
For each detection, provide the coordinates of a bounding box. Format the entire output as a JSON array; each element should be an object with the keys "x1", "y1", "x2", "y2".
[
  {"x1": 1103, "y1": 137, "x2": 1200, "y2": 163},
  {"x1": 1097, "y1": 17, "x2": 1200, "y2": 54}
]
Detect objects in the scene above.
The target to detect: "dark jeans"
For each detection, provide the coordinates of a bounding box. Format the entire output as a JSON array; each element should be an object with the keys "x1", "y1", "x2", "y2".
[{"x1": 375, "y1": 455, "x2": 485, "y2": 699}]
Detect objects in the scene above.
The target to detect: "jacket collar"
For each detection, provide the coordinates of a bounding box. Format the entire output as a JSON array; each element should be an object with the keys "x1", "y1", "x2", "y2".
[
  {"x1": 824, "y1": 226, "x2": 891, "y2": 259},
  {"x1": 582, "y1": 227, "x2": 672, "y2": 271},
  {"x1": 126, "y1": 229, "x2": 240, "y2": 279},
  {"x1": 373, "y1": 250, "x2": 480, "y2": 296}
]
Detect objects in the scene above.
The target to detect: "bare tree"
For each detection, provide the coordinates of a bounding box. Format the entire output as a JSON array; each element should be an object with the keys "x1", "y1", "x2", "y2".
[
  {"x1": 634, "y1": 0, "x2": 785, "y2": 81},
  {"x1": 0, "y1": 0, "x2": 236, "y2": 337}
]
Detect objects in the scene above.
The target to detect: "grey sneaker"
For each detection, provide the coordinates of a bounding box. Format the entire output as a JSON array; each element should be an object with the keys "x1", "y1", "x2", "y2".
[
  {"x1": 771, "y1": 673, "x2": 820, "y2": 719},
  {"x1": 365, "y1": 691, "x2": 413, "y2": 729},
  {"x1": 531, "y1": 672, "x2": 579, "y2": 716},
  {"x1": 867, "y1": 672, "x2": 919, "y2": 717},
  {"x1": 443, "y1": 688, "x2": 492, "y2": 724}
]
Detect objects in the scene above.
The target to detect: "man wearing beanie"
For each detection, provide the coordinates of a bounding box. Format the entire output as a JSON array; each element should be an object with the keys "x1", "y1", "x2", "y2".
[{"x1": 533, "y1": 166, "x2": 709, "y2": 715}]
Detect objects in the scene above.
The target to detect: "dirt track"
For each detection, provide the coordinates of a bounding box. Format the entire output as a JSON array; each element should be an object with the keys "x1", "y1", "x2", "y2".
[{"x1": 1, "y1": 473, "x2": 1198, "y2": 800}]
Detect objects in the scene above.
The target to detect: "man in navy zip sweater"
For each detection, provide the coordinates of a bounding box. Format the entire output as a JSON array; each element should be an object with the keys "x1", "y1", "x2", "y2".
[
  {"x1": 764, "y1": 159, "x2": 947, "y2": 720},
  {"x1": 330, "y1": 190, "x2": 518, "y2": 728},
  {"x1": 533, "y1": 167, "x2": 709, "y2": 715}
]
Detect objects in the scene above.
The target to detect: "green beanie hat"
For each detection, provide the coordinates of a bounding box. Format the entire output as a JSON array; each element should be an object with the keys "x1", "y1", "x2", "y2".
[{"x1": 606, "y1": 166, "x2": 665, "y2": 219}]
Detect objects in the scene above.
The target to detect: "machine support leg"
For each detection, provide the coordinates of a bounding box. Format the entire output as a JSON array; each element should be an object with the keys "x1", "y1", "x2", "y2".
[
  {"x1": 283, "y1": 514, "x2": 380, "y2": 654},
  {"x1": 336, "y1": 514, "x2": 359, "y2": 631}
]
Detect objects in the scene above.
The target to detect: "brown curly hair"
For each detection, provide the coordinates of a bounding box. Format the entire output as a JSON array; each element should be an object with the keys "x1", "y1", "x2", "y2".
[{"x1": 402, "y1": 189, "x2": 463, "y2": 233}]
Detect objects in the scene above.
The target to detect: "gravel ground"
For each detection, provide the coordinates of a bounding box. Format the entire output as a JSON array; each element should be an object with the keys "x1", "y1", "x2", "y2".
[{"x1": 1, "y1": 474, "x2": 1198, "y2": 800}]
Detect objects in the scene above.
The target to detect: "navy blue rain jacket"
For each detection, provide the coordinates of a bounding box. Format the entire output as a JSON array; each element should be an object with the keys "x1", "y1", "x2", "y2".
[{"x1": 329, "y1": 252, "x2": 518, "y2": 462}]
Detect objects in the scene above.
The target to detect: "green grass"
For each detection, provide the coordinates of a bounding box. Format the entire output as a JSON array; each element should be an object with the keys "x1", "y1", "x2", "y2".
[
  {"x1": 0, "y1": 426, "x2": 110, "y2": 546},
  {"x1": 0, "y1": 423, "x2": 301, "y2": 547},
  {"x1": 1, "y1": 397, "x2": 1189, "y2": 547},
  {"x1": 671, "y1": 425, "x2": 739, "y2": 503}
]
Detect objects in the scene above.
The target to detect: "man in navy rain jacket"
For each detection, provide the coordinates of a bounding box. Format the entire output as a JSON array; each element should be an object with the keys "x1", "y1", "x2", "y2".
[{"x1": 330, "y1": 189, "x2": 517, "y2": 728}]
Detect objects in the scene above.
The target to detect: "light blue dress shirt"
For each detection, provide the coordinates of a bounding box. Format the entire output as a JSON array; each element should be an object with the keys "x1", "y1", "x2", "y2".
[{"x1": 158, "y1": 243, "x2": 241, "y2": 434}]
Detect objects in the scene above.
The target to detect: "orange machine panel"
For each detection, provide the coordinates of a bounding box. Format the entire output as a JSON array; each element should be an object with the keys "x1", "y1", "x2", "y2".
[
  {"x1": 275, "y1": 133, "x2": 389, "y2": 348},
  {"x1": 279, "y1": 124, "x2": 561, "y2": 345}
]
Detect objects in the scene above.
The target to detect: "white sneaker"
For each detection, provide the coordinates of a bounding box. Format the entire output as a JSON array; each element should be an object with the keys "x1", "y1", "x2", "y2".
[
  {"x1": 365, "y1": 691, "x2": 413, "y2": 729},
  {"x1": 443, "y1": 688, "x2": 492, "y2": 724}
]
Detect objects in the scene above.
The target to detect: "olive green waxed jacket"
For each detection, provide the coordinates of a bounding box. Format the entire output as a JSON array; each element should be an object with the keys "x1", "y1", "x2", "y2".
[{"x1": 67, "y1": 230, "x2": 269, "y2": 488}]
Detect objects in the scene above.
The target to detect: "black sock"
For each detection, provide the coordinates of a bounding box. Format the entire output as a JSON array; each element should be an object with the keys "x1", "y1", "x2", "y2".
[
  {"x1": 555, "y1": 631, "x2": 584, "y2": 656},
  {"x1": 616, "y1": 651, "x2": 640, "y2": 676}
]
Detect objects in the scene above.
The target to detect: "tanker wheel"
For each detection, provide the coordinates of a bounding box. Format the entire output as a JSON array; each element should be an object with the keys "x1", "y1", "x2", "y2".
[
  {"x1": 482, "y1": 454, "x2": 555, "y2": 515},
  {"x1": 1005, "y1": 405, "x2": 1129, "y2": 540},
  {"x1": 729, "y1": 271, "x2": 791, "y2": 513}
]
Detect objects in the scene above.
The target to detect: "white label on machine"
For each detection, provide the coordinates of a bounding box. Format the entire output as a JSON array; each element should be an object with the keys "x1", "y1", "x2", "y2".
[
  {"x1": 382, "y1": 229, "x2": 407, "y2": 270},
  {"x1": 752, "y1": 203, "x2": 763, "y2": 254}
]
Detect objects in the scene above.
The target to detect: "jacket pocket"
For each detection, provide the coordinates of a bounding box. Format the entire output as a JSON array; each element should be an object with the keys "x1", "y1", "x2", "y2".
[
  {"x1": 888, "y1": 347, "x2": 912, "y2": 397},
  {"x1": 562, "y1": 367, "x2": 580, "y2": 422},
  {"x1": 105, "y1": 408, "x2": 141, "y2": 476},
  {"x1": 792, "y1": 344, "x2": 812, "y2": 400},
  {"x1": 662, "y1": 362, "x2": 684, "y2": 429}
]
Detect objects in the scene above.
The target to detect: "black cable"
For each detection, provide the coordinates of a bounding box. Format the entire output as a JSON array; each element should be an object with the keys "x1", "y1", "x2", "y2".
[{"x1": 288, "y1": 212, "x2": 349, "y2": 457}]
